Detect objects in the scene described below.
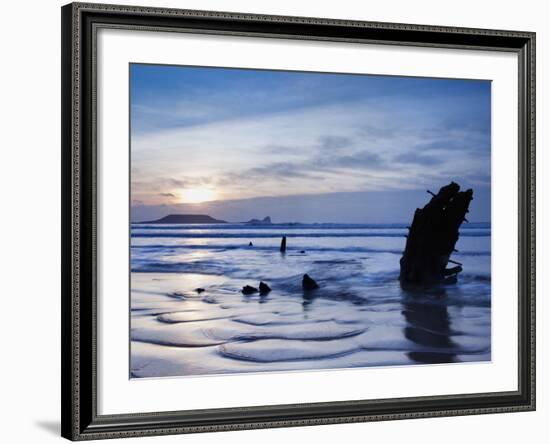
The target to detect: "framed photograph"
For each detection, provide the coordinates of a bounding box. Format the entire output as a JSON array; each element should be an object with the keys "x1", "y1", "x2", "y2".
[{"x1": 61, "y1": 2, "x2": 535, "y2": 440}]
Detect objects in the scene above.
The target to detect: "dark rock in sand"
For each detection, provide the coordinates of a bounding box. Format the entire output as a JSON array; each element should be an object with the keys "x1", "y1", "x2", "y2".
[
  {"x1": 302, "y1": 274, "x2": 319, "y2": 290},
  {"x1": 280, "y1": 236, "x2": 287, "y2": 253},
  {"x1": 399, "y1": 182, "x2": 473, "y2": 286},
  {"x1": 242, "y1": 285, "x2": 258, "y2": 295},
  {"x1": 259, "y1": 282, "x2": 271, "y2": 294},
  {"x1": 195, "y1": 288, "x2": 205, "y2": 294}
]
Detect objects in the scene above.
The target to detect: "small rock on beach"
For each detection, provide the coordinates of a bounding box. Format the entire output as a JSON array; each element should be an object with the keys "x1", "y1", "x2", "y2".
[
  {"x1": 259, "y1": 282, "x2": 271, "y2": 294},
  {"x1": 242, "y1": 285, "x2": 258, "y2": 295},
  {"x1": 302, "y1": 274, "x2": 319, "y2": 290}
]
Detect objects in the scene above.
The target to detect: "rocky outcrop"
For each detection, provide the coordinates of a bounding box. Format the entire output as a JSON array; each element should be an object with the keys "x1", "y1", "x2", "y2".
[
  {"x1": 259, "y1": 282, "x2": 271, "y2": 294},
  {"x1": 245, "y1": 216, "x2": 272, "y2": 225},
  {"x1": 302, "y1": 274, "x2": 319, "y2": 290},
  {"x1": 241, "y1": 285, "x2": 258, "y2": 295},
  {"x1": 139, "y1": 214, "x2": 226, "y2": 224}
]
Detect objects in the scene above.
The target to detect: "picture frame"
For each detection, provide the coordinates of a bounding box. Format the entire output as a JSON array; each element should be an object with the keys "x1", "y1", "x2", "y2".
[{"x1": 61, "y1": 2, "x2": 536, "y2": 440}]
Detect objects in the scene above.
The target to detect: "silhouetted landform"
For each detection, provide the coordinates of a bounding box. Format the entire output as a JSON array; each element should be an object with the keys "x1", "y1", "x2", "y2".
[
  {"x1": 259, "y1": 282, "x2": 271, "y2": 294},
  {"x1": 399, "y1": 182, "x2": 473, "y2": 286},
  {"x1": 244, "y1": 216, "x2": 272, "y2": 225},
  {"x1": 140, "y1": 214, "x2": 227, "y2": 224},
  {"x1": 280, "y1": 236, "x2": 287, "y2": 253},
  {"x1": 302, "y1": 274, "x2": 319, "y2": 290},
  {"x1": 242, "y1": 285, "x2": 258, "y2": 295},
  {"x1": 195, "y1": 288, "x2": 205, "y2": 294}
]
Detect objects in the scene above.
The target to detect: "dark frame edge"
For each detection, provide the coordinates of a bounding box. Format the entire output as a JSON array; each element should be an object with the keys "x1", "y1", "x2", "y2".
[
  {"x1": 61, "y1": 2, "x2": 536, "y2": 441},
  {"x1": 70, "y1": 1, "x2": 536, "y2": 44},
  {"x1": 62, "y1": 2, "x2": 97, "y2": 440},
  {"x1": 61, "y1": 3, "x2": 77, "y2": 440},
  {"x1": 517, "y1": 32, "x2": 536, "y2": 413},
  {"x1": 77, "y1": 393, "x2": 535, "y2": 441}
]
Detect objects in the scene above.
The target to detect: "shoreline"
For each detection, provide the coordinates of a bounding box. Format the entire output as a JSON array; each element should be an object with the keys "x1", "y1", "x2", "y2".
[{"x1": 131, "y1": 269, "x2": 491, "y2": 378}]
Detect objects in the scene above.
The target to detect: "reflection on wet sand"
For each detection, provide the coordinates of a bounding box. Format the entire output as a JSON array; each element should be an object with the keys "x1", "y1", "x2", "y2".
[{"x1": 402, "y1": 287, "x2": 457, "y2": 364}]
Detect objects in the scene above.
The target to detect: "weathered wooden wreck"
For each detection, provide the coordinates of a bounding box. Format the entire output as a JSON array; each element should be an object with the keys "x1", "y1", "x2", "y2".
[{"x1": 399, "y1": 182, "x2": 473, "y2": 286}]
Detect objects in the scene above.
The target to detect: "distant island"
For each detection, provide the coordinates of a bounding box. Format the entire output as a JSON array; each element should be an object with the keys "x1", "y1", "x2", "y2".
[
  {"x1": 139, "y1": 214, "x2": 227, "y2": 224},
  {"x1": 244, "y1": 216, "x2": 272, "y2": 225}
]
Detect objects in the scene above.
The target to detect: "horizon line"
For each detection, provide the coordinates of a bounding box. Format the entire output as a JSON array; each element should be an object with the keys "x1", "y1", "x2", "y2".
[{"x1": 131, "y1": 218, "x2": 492, "y2": 225}]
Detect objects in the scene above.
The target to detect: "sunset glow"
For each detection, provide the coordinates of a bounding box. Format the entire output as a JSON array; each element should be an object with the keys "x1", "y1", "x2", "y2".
[
  {"x1": 179, "y1": 187, "x2": 217, "y2": 204},
  {"x1": 130, "y1": 64, "x2": 491, "y2": 223}
]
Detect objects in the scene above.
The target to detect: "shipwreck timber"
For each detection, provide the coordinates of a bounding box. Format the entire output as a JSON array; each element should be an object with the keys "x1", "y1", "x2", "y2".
[{"x1": 399, "y1": 182, "x2": 473, "y2": 286}]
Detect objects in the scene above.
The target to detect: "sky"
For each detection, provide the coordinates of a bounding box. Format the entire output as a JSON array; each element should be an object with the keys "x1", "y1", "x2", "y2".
[{"x1": 130, "y1": 64, "x2": 491, "y2": 223}]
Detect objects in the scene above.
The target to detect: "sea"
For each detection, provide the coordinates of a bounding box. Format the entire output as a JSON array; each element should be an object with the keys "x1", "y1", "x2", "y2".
[{"x1": 130, "y1": 222, "x2": 491, "y2": 378}]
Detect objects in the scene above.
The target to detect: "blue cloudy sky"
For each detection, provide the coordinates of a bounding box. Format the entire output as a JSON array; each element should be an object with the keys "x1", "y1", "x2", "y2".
[{"x1": 130, "y1": 64, "x2": 491, "y2": 223}]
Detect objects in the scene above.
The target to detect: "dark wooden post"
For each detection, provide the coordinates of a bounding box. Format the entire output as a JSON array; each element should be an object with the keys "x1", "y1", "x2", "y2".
[{"x1": 280, "y1": 236, "x2": 287, "y2": 253}]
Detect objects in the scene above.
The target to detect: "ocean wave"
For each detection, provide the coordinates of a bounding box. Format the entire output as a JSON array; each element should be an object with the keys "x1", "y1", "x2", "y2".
[
  {"x1": 131, "y1": 243, "x2": 490, "y2": 256},
  {"x1": 131, "y1": 261, "x2": 233, "y2": 275},
  {"x1": 132, "y1": 222, "x2": 490, "y2": 230},
  {"x1": 131, "y1": 231, "x2": 490, "y2": 239}
]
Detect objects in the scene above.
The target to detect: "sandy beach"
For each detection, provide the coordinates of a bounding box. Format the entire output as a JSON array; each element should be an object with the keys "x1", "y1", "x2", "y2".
[{"x1": 130, "y1": 223, "x2": 491, "y2": 378}]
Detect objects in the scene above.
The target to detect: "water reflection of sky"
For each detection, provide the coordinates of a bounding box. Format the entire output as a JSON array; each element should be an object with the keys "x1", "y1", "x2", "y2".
[{"x1": 130, "y1": 223, "x2": 491, "y2": 377}]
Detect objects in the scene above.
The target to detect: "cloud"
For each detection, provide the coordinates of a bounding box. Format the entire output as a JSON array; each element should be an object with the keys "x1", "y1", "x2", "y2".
[
  {"x1": 463, "y1": 172, "x2": 491, "y2": 186},
  {"x1": 215, "y1": 145, "x2": 388, "y2": 190},
  {"x1": 130, "y1": 72, "x2": 491, "y2": 207},
  {"x1": 165, "y1": 178, "x2": 186, "y2": 188},
  {"x1": 318, "y1": 149, "x2": 387, "y2": 169},
  {"x1": 394, "y1": 152, "x2": 444, "y2": 166},
  {"x1": 358, "y1": 124, "x2": 400, "y2": 140},
  {"x1": 318, "y1": 135, "x2": 353, "y2": 152},
  {"x1": 412, "y1": 131, "x2": 489, "y2": 153},
  {"x1": 246, "y1": 162, "x2": 318, "y2": 179}
]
